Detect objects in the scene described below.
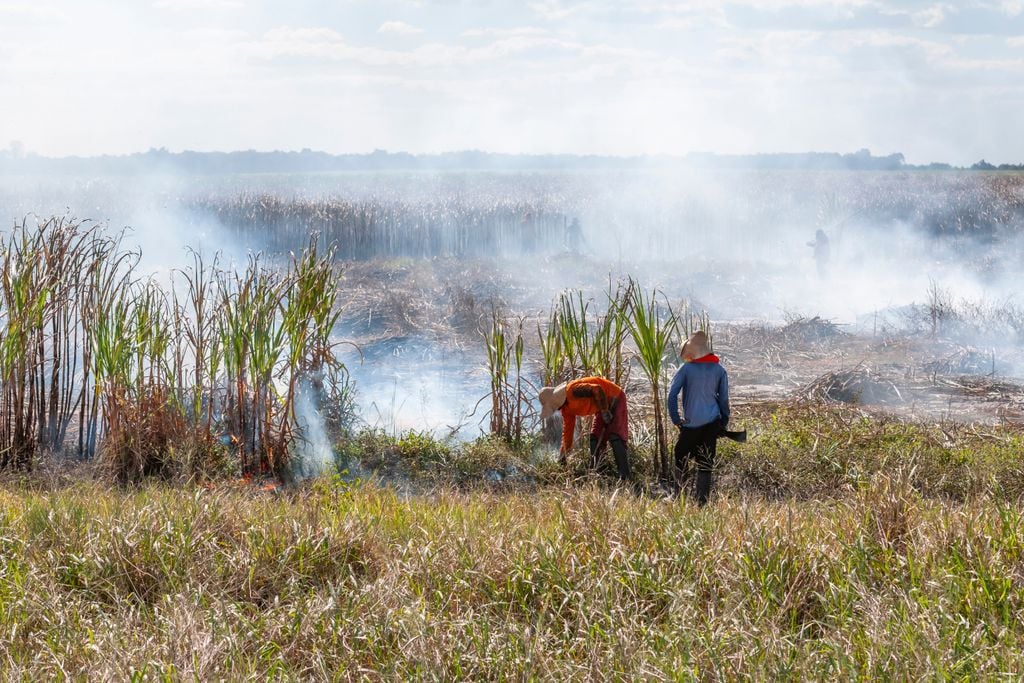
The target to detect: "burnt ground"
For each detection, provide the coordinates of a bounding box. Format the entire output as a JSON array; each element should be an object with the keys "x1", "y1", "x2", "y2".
[
  {"x1": 717, "y1": 319, "x2": 1024, "y2": 425},
  {"x1": 334, "y1": 256, "x2": 1024, "y2": 436}
]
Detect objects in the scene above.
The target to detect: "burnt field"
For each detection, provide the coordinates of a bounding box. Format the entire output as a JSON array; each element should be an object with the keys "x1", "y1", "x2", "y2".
[
  {"x1": 2, "y1": 169, "x2": 1024, "y2": 475},
  {"x1": 2, "y1": 170, "x2": 1024, "y2": 678}
]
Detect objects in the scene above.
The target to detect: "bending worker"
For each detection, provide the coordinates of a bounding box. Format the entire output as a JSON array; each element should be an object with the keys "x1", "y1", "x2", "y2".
[
  {"x1": 667, "y1": 331, "x2": 730, "y2": 505},
  {"x1": 539, "y1": 376, "x2": 631, "y2": 480}
]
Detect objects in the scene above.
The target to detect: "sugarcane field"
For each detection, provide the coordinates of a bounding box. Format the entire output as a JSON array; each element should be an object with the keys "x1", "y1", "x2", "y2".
[{"x1": 5, "y1": 2, "x2": 1024, "y2": 679}]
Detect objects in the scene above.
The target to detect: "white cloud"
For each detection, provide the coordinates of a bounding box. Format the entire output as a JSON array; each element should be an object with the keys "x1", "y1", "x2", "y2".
[
  {"x1": 528, "y1": 1, "x2": 600, "y2": 21},
  {"x1": 998, "y1": 0, "x2": 1024, "y2": 16},
  {"x1": 461, "y1": 26, "x2": 550, "y2": 38},
  {"x1": 912, "y1": 5, "x2": 947, "y2": 28},
  {"x1": 656, "y1": 17, "x2": 696, "y2": 29},
  {"x1": 152, "y1": 0, "x2": 242, "y2": 10},
  {"x1": 182, "y1": 27, "x2": 248, "y2": 43},
  {"x1": 0, "y1": 3, "x2": 67, "y2": 22},
  {"x1": 249, "y1": 27, "x2": 597, "y2": 68},
  {"x1": 843, "y1": 31, "x2": 953, "y2": 59},
  {"x1": 721, "y1": 0, "x2": 875, "y2": 7},
  {"x1": 1009, "y1": 36, "x2": 1024, "y2": 46},
  {"x1": 536, "y1": 0, "x2": 879, "y2": 19},
  {"x1": 945, "y1": 56, "x2": 1024, "y2": 72},
  {"x1": 377, "y1": 21, "x2": 423, "y2": 36}
]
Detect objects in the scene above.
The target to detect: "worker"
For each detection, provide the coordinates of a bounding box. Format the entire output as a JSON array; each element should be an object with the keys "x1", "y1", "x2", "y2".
[
  {"x1": 563, "y1": 217, "x2": 588, "y2": 254},
  {"x1": 539, "y1": 376, "x2": 631, "y2": 481},
  {"x1": 666, "y1": 331, "x2": 729, "y2": 505},
  {"x1": 807, "y1": 228, "x2": 830, "y2": 278}
]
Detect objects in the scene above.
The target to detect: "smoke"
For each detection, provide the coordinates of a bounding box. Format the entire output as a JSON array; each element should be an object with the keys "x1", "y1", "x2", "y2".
[
  {"x1": 6, "y1": 164, "x2": 1024, "y2": 443},
  {"x1": 0, "y1": 173, "x2": 252, "y2": 283},
  {"x1": 553, "y1": 169, "x2": 1024, "y2": 327},
  {"x1": 340, "y1": 338, "x2": 485, "y2": 441},
  {"x1": 290, "y1": 378, "x2": 336, "y2": 480}
]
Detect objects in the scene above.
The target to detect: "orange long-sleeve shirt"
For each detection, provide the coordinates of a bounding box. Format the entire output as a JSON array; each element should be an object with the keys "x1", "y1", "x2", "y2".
[{"x1": 559, "y1": 376, "x2": 624, "y2": 454}]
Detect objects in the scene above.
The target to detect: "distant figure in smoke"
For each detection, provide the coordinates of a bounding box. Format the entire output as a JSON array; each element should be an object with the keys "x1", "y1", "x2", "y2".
[
  {"x1": 564, "y1": 217, "x2": 588, "y2": 254},
  {"x1": 539, "y1": 376, "x2": 631, "y2": 482},
  {"x1": 667, "y1": 331, "x2": 730, "y2": 506},
  {"x1": 807, "y1": 228, "x2": 831, "y2": 277}
]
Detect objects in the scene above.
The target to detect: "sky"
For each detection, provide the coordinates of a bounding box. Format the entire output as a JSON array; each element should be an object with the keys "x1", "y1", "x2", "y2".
[{"x1": 1, "y1": 0, "x2": 1022, "y2": 164}]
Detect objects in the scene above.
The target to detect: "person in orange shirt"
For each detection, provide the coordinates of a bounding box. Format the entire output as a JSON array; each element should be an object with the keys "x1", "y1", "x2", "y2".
[{"x1": 539, "y1": 376, "x2": 631, "y2": 480}]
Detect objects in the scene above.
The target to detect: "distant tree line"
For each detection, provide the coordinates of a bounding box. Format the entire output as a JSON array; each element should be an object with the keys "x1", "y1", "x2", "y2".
[
  {"x1": 1, "y1": 143, "x2": 1022, "y2": 174},
  {"x1": 684, "y1": 149, "x2": 908, "y2": 171},
  {"x1": 970, "y1": 159, "x2": 1024, "y2": 171}
]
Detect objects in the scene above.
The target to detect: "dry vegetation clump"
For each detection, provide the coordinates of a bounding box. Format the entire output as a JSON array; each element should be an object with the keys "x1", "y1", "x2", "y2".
[
  {"x1": 780, "y1": 314, "x2": 845, "y2": 344},
  {"x1": 338, "y1": 430, "x2": 553, "y2": 492},
  {"x1": 339, "y1": 260, "x2": 440, "y2": 338},
  {"x1": 921, "y1": 345, "x2": 996, "y2": 377},
  {"x1": 339, "y1": 259, "x2": 508, "y2": 344},
  {"x1": 899, "y1": 280, "x2": 1024, "y2": 342},
  {"x1": 0, "y1": 216, "x2": 351, "y2": 482},
  {"x1": 443, "y1": 281, "x2": 488, "y2": 334},
  {"x1": 711, "y1": 319, "x2": 849, "y2": 381},
  {"x1": 930, "y1": 375, "x2": 1024, "y2": 423},
  {"x1": 934, "y1": 375, "x2": 1024, "y2": 400},
  {"x1": 1, "y1": 478, "x2": 1023, "y2": 679},
  {"x1": 801, "y1": 365, "x2": 903, "y2": 405}
]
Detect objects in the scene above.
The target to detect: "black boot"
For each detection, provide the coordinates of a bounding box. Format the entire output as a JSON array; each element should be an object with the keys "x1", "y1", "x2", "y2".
[
  {"x1": 695, "y1": 470, "x2": 713, "y2": 506},
  {"x1": 589, "y1": 434, "x2": 601, "y2": 471},
  {"x1": 609, "y1": 436, "x2": 631, "y2": 481}
]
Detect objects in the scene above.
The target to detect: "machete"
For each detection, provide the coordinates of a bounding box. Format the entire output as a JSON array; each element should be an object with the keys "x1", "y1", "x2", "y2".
[{"x1": 718, "y1": 427, "x2": 747, "y2": 443}]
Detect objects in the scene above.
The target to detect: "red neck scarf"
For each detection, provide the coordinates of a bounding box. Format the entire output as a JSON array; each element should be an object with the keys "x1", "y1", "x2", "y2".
[{"x1": 690, "y1": 353, "x2": 720, "y2": 363}]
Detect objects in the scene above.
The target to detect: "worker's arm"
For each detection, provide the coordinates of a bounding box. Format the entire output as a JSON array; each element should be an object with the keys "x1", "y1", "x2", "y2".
[
  {"x1": 667, "y1": 366, "x2": 685, "y2": 427},
  {"x1": 717, "y1": 368, "x2": 730, "y2": 428},
  {"x1": 560, "y1": 412, "x2": 576, "y2": 455}
]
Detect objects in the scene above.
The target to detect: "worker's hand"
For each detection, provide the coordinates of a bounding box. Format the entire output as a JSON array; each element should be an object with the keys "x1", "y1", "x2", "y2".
[{"x1": 601, "y1": 409, "x2": 613, "y2": 424}]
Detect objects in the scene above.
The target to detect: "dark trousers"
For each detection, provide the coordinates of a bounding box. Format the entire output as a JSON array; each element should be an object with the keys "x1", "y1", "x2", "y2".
[
  {"x1": 590, "y1": 433, "x2": 631, "y2": 480},
  {"x1": 674, "y1": 421, "x2": 719, "y2": 505}
]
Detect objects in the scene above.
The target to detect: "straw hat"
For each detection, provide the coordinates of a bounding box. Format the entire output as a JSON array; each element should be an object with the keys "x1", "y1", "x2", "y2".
[
  {"x1": 681, "y1": 331, "x2": 710, "y2": 360},
  {"x1": 539, "y1": 383, "x2": 567, "y2": 420}
]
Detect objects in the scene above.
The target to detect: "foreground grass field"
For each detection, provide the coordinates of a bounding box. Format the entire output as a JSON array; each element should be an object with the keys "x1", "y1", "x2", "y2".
[
  {"x1": 1, "y1": 487, "x2": 1022, "y2": 677},
  {"x1": 1, "y1": 403, "x2": 1022, "y2": 680}
]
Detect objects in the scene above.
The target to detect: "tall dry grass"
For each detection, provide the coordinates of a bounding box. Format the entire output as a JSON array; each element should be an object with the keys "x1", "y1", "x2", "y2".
[
  {"x1": 0, "y1": 472, "x2": 1021, "y2": 679},
  {"x1": 0, "y1": 216, "x2": 348, "y2": 481}
]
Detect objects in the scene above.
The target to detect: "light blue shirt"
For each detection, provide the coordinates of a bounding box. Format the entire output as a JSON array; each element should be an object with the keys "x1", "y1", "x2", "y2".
[{"x1": 667, "y1": 361, "x2": 729, "y2": 429}]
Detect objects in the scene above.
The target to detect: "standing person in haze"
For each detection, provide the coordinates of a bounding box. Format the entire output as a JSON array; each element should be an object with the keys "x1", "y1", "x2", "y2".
[
  {"x1": 563, "y1": 217, "x2": 588, "y2": 255},
  {"x1": 667, "y1": 331, "x2": 730, "y2": 505},
  {"x1": 539, "y1": 376, "x2": 631, "y2": 481},
  {"x1": 807, "y1": 228, "x2": 830, "y2": 278}
]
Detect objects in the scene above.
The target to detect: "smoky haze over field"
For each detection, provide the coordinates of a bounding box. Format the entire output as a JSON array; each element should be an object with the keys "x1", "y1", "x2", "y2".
[
  {"x1": 3, "y1": 165, "x2": 1024, "y2": 439},
  {"x1": 2, "y1": 168, "x2": 1022, "y2": 323}
]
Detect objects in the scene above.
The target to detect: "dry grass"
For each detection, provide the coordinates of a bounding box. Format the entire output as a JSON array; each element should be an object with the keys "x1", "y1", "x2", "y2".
[
  {"x1": 0, "y1": 474, "x2": 1021, "y2": 679},
  {"x1": 721, "y1": 400, "x2": 1024, "y2": 501}
]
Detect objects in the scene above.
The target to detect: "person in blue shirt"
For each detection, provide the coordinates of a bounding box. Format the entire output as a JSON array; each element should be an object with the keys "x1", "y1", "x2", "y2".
[{"x1": 666, "y1": 331, "x2": 729, "y2": 505}]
